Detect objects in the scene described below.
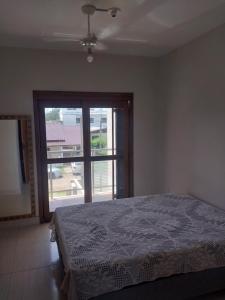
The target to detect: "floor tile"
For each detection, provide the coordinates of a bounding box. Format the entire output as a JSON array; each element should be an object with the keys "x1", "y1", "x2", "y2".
[
  {"x1": 8, "y1": 266, "x2": 66, "y2": 300},
  {"x1": 16, "y1": 224, "x2": 50, "y2": 243},
  {"x1": 0, "y1": 228, "x2": 19, "y2": 253},
  {"x1": 0, "y1": 243, "x2": 17, "y2": 275},
  {"x1": 0, "y1": 228, "x2": 19, "y2": 274},
  {"x1": 13, "y1": 238, "x2": 59, "y2": 272},
  {"x1": 0, "y1": 274, "x2": 12, "y2": 300}
]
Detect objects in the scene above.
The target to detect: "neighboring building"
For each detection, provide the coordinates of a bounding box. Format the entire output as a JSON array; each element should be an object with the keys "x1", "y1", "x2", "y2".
[
  {"x1": 46, "y1": 122, "x2": 82, "y2": 158},
  {"x1": 60, "y1": 108, "x2": 82, "y2": 126},
  {"x1": 61, "y1": 108, "x2": 108, "y2": 128},
  {"x1": 46, "y1": 107, "x2": 112, "y2": 158}
]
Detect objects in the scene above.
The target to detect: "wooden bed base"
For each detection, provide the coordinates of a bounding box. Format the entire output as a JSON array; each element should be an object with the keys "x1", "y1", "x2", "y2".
[{"x1": 92, "y1": 266, "x2": 225, "y2": 300}]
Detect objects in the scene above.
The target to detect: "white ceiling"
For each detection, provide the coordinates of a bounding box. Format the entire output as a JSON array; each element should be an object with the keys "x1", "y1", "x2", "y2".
[{"x1": 1, "y1": 0, "x2": 225, "y2": 57}]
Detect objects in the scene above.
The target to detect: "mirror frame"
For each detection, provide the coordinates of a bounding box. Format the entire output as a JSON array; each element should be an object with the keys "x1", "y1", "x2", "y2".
[{"x1": 0, "y1": 115, "x2": 36, "y2": 221}]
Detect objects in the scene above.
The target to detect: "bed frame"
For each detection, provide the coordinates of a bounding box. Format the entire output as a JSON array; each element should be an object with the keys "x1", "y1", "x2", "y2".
[{"x1": 92, "y1": 267, "x2": 225, "y2": 300}]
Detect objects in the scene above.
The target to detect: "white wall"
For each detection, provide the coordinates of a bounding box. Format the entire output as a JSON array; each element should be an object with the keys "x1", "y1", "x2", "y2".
[
  {"x1": 3, "y1": 23, "x2": 225, "y2": 216},
  {"x1": 159, "y1": 24, "x2": 225, "y2": 209},
  {"x1": 0, "y1": 47, "x2": 160, "y2": 215}
]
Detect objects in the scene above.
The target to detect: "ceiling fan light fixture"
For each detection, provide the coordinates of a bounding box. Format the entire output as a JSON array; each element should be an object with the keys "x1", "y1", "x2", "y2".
[
  {"x1": 87, "y1": 54, "x2": 94, "y2": 63},
  {"x1": 80, "y1": 35, "x2": 97, "y2": 48},
  {"x1": 43, "y1": 3, "x2": 121, "y2": 63},
  {"x1": 80, "y1": 40, "x2": 87, "y2": 47},
  {"x1": 71, "y1": 4, "x2": 121, "y2": 62},
  {"x1": 87, "y1": 48, "x2": 94, "y2": 63}
]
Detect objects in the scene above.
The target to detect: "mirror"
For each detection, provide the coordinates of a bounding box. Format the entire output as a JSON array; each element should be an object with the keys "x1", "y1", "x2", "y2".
[{"x1": 0, "y1": 116, "x2": 35, "y2": 220}]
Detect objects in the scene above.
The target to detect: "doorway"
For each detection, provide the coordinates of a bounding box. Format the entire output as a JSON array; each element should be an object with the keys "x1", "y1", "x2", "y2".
[{"x1": 34, "y1": 91, "x2": 133, "y2": 222}]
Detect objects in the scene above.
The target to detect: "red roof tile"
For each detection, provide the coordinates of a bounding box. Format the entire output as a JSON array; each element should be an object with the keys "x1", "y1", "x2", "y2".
[{"x1": 46, "y1": 122, "x2": 81, "y2": 146}]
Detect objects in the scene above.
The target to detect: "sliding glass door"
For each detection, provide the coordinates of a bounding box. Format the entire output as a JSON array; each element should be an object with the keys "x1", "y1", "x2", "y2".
[{"x1": 34, "y1": 92, "x2": 133, "y2": 221}]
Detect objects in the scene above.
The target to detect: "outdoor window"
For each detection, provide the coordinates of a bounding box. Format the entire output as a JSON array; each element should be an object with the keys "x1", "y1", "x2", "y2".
[
  {"x1": 34, "y1": 92, "x2": 133, "y2": 221},
  {"x1": 101, "y1": 117, "x2": 107, "y2": 123}
]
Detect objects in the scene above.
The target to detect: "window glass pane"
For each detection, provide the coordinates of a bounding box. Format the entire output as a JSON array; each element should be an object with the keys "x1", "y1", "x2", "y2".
[
  {"x1": 90, "y1": 108, "x2": 116, "y2": 156},
  {"x1": 91, "y1": 160, "x2": 116, "y2": 203},
  {"x1": 45, "y1": 108, "x2": 83, "y2": 159},
  {"x1": 48, "y1": 162, "x2": 84, "y2": 211}
]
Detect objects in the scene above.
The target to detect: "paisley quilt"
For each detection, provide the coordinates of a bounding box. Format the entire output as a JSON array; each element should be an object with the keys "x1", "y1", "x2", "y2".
[{"x1": 52, "y1": 194, "x2": 225, "y2": 300}]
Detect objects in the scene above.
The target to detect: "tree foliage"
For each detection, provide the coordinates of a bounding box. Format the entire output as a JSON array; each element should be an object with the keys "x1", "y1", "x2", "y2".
[
  {"x1": 91, "y1": 135, "x2": 107, "y2": 149},
  {"x1": 45, "y1": 109, "x2": 60, "y2": 121},
  {"x1": 91, "y1": 136, "x2": 107, "y2": 154}
]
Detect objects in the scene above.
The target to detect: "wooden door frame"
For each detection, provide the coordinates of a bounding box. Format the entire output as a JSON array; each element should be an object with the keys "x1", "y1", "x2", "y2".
[{"x1": 33, "y1": 91, "x2": 133, "y2": 223}]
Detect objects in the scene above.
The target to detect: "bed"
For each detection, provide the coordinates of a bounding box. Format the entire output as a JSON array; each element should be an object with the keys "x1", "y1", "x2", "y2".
[{"x1": 51, "y1": 193, "x2": 225, "y2": 300}]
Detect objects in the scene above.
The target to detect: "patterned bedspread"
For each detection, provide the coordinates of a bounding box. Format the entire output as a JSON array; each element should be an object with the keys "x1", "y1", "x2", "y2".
[{"x1": 52, "y1": 194, "x2": 225, "y2": 300}]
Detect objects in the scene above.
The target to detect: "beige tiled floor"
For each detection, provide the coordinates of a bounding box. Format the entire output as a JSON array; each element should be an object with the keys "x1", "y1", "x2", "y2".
[
  {"x1": 0, "y1": 224, "x2": 66, "y2": 300},
  {"x1": 1, "y1": 224, "x2": 225, "y2": 300}
]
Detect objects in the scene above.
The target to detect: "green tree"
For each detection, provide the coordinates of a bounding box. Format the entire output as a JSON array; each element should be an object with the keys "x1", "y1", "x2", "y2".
[
  {"x1": 91, "y1": 135, "x2": 107, "y2": 155},
  {"x1": 91, "y1": 135, "x2": 107, "y2": 149},
  {"x1": 45, "y1": 109, "x2": 60, "y2": 121}
]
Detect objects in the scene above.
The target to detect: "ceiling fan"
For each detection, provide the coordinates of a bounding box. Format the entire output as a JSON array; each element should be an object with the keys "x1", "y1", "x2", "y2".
[{"x1": 45, "y1": 4, "x2": 121, "y2": 63}]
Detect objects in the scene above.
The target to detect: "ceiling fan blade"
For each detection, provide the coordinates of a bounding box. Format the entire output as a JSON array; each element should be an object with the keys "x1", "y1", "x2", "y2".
[
  {"x1": 112, "y1": 36, "x2": 159, "y2": 47},
  {"x1": 98, "y1": 25, "x2": 120, "y2": 40},
  {"x1": 113, "y1": 37, "x2": 149, "y2": 44},
  {"x1": 43, "y1": 32, "x2": 84, "y2": 42},
  {"x1": 43, "y1": 37, "x2": 80, "y2": 42},
  {"x1": 95, "y1": 41, "x2": 107, "y2": 51},
  {"x1": 53, "y1": 32, "x2": 83, "y2": 39}
]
